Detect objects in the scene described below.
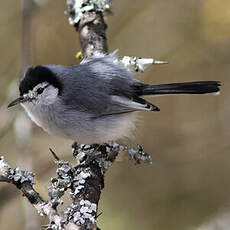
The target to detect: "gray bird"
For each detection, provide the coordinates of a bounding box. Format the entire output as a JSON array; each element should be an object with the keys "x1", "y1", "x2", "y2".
[{"x1": 8, "y1": 53, "x2": 221, "y2": 144}]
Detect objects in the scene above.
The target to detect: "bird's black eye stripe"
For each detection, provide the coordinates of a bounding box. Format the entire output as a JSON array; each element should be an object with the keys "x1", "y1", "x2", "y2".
[
  {"x1": 37, "y1": 87, "x2": 44, "y2": 94},
  {"x1": 37, "y1": 85, "x2": 49, "y2": 95}
]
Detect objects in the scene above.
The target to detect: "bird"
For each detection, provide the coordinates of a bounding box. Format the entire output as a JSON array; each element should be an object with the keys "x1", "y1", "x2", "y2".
[{"x1": 8, "y1": 52, "x2": 221, "y2": 144}]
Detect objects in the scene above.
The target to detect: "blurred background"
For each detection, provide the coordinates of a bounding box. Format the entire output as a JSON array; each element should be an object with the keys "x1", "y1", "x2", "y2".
[{"x1": 0, "y1": 0, "x2": 229, "y2": 229}]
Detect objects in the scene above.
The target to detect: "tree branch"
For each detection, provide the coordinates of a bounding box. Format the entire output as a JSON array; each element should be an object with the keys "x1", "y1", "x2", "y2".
[
  {"x1": 0, "y1": 156, "x2": 78, "y2": 230},
  {"x1": 0, "y1": 140, "x2": 151, "y2": 229},
  {"x1": 66, "y1": 0, "x2": 109, "y2": 57}
]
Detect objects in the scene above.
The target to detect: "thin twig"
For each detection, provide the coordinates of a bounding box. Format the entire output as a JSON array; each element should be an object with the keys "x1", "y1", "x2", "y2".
[
  {"x1": 49, "y1": 148, "x2": 61, "y2": 161},
  {"x1": 0, "y1": 156, "x2": 79, "y2": 230}
]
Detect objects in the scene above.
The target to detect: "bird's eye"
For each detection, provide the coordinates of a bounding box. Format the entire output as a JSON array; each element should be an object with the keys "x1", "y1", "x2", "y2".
[{"x1": 37, "y1": 87, "x2": 44, "y2": 94}]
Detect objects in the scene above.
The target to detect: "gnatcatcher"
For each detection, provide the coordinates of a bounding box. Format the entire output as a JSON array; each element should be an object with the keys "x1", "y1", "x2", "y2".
[{"x1": 8, "y1": 52, "x2": 221, "y2": 144}]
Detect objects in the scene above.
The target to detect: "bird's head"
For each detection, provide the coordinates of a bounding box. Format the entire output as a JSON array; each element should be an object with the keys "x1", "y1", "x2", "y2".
[{"x1": 8, "y1": 66, "x2": 62, "y2": 108}]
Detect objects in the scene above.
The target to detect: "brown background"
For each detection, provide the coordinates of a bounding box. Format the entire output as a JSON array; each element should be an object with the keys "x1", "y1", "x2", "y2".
[{"x1": 0, "y1": 0, "x2": 229, "y2": 229}]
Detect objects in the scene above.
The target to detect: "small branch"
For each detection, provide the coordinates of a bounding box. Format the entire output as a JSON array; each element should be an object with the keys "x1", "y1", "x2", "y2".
[
  {"x1": 49, "y1": 143, "x2": 151, "y2": 228},
  {"x1": 121, "y1": 55, "x2": 168, "y2": 72},
  {"x1": 0, "y1": 141, "x2": 151, "y2": 229},
  {"x1": 66, "y1": 0, "x2": 110, "y2": 57},
  {"x1": 49, "y1": 148, "x2": 61, "y2": 161},
  {"x1": 0, "y1": 156, "x2": 79, "y2": 230},
  {"x1": 69, "y1": 142, "x2": 151, "y2": 227}
]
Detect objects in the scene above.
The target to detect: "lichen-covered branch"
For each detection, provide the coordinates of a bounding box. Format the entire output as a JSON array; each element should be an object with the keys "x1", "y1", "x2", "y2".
[
  {"x1": 0, "y1": 156, "x2": 79, "y2": 230},
  {"x1": 0, "y1": 140, "x2": 151, "y2": 229},
  {"x1": 49, "y1": 142, "x2": 151, "y2": 228},
  {"x1": 66, "y1": 0, "x2": 110, "y2": 57},
  {"x1": 121, "y1": 55, "x2": 168, "y2": 72}
]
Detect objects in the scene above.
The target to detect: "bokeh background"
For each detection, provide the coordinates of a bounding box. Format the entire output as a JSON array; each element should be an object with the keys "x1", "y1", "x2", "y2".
[{"x1": 0, "y1": 0, "x2": 229, "y2": 229}]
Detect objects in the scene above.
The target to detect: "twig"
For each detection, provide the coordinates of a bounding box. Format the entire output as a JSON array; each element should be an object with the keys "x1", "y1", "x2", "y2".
[
  {"x1": 121, "y1": 55, "x2": 168, "y2": 72},
  {"x1": 0, "y1": 156, "x2": 78, "y2": 230},
  {"x1": 0, "y1": 141, "x2": 151, "y2": 229},
  {"x1": 66, "y1": 0, "x2": 109, "y2": 57},
  {"x1": 49, "y1": 148, "x2": 61, "y2": 161}
]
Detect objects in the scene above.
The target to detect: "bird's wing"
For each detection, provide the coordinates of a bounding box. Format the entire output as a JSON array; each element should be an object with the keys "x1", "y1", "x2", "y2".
[
  {"x1": 90, "y1": 95, "x2": 160, "y2": 118},
  {"x1": 110, "y1": 95, "x2": 160, "y2": 112}
]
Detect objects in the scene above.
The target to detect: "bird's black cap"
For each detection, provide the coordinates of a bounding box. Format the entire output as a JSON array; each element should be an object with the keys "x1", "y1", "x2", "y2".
[{"x1": 19, "y1": 66, "x2": 62, "y2": 96}]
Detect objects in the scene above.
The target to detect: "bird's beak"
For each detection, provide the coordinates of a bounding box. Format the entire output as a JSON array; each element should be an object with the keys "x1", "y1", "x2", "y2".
[{"x1": 8, "y1": 95, "x2": 29, "y2": 108}]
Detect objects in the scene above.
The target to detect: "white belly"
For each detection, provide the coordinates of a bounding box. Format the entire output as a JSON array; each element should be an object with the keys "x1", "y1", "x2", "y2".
[{"x1": 21, "y1": 103, "x2": 137, "y2": 144}]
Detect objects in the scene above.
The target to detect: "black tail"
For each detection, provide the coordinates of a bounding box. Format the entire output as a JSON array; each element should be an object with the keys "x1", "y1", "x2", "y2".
[{"x1": 141, "y1": 81, "x2": 221, "y2": 96}]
